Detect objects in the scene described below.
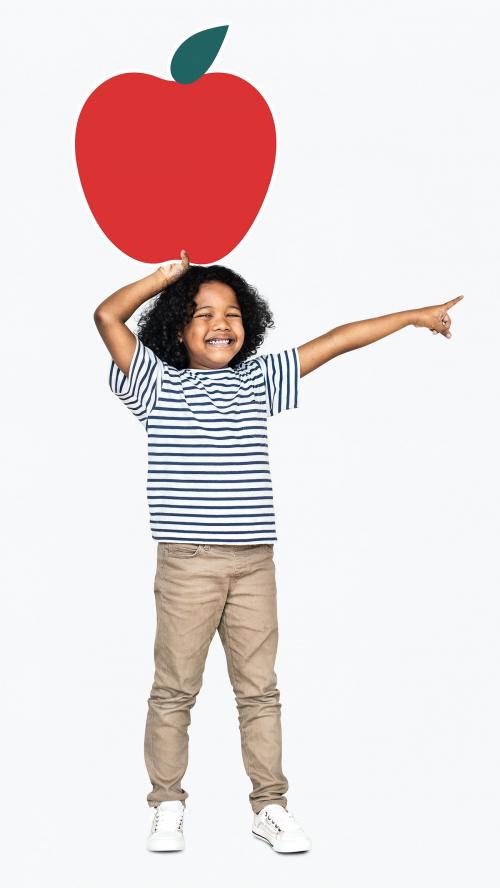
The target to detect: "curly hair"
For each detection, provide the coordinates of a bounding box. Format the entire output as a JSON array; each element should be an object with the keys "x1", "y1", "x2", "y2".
[{"x1": 136, "y1": 265, "x2": 275, "y2": 369}]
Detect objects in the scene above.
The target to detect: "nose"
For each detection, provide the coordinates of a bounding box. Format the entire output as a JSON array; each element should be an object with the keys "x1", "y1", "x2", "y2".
[{"x1": 212, "y1": 320, "x2": 231, "y2": 332}]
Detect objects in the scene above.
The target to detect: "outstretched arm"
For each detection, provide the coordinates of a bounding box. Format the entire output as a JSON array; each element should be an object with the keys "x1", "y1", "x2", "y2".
[{"x1": 297, "y1": 295, "x2": 464, "y2": 378}]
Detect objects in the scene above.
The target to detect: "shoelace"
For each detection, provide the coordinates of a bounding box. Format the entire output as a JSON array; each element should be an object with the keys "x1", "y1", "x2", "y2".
[
  {"x1": 264, "y1": 808, "x2": 298, "y2": 833},
  {"x1": 152, "y1": 805, "x2": 184, "y2": 833}
]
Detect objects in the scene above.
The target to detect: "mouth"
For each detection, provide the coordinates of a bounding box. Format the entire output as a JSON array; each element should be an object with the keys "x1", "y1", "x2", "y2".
[{"x1": 205, "y1": 338, "x2": 235, "y2": 347}]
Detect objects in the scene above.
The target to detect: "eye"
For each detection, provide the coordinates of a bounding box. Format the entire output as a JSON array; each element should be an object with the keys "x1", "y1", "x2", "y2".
[{"x1": 195, "y1": 312, "x2": 241, "y2": 318}]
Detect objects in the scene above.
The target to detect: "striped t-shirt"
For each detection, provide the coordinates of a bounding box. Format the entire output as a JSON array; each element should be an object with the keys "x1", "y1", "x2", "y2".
[{"x1": 108, "y1": 332, "x2": 300, "y2": 544}]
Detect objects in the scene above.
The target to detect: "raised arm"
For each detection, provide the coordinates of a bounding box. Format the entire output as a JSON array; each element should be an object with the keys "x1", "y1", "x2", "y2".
[
  {"x1": 93, "y1": 250, "x2": 190, "y2": 376},
  {"x1": 93, "y1": 269, "x2": 167, "y2": 377},
  {"x1": 297, "y1": 296, "x2": 464, "y2": 378}
]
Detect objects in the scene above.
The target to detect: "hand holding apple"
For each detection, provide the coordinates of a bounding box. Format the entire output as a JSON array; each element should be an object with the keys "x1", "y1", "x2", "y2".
[
  {"x1": 157, "y1": 249, "x2": 191, "y2": 287},
  {"x1": 413, "y1": 294, "x2": 464, "y2": 339}
]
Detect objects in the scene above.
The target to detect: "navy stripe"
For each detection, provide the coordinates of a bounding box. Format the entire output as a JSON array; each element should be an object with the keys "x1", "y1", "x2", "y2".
[{"x1": 148, "y1": 496, "x2": 274, "y2": 501}]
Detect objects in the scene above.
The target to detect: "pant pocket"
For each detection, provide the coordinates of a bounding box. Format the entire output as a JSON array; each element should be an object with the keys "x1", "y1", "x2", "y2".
[{"x1": 166, "y1": 543, "x2": 203, "y2": 559}]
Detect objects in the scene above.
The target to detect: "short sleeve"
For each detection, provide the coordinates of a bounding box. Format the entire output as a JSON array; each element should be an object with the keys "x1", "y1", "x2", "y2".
[
  {"x1": 108, "y1": 332, "x2": 163, "y2": 428},
  {"x1": 255, "y1": 347, "x2": 300, "y2": 416}
]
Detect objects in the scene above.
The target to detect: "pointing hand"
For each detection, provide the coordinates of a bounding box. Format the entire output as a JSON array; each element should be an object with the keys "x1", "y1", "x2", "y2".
[{"x1": 413, "y1": 294, "x2": 465, "y2": 339}]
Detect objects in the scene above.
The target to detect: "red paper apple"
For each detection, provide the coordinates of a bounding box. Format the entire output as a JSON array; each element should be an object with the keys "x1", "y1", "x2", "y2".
[{"x1": 75, "y1": 26, "x2": 276, "y2": 264}]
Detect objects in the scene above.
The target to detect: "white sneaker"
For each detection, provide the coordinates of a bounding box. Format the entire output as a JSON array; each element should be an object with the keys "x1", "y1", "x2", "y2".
[
  {"x1": 252, "y1": 803, "x2": 312, "y2": 853},
  {"x1": 147, "y1": 800, "x2": 185, "y2": 851}
]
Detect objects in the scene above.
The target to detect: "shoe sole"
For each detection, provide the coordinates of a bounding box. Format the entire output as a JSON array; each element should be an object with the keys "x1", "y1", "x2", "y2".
[
  {"x1": 252, "y1": 829, "x2": 310, "y2": 853},
  {"x1": 147, "y1": 838, "x2": 185, "y2": 852}
]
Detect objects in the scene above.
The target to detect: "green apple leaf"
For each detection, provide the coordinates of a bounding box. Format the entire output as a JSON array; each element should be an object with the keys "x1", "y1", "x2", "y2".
[{"x1": 171, "y1": 26, "x2": 229, "y2": 84}]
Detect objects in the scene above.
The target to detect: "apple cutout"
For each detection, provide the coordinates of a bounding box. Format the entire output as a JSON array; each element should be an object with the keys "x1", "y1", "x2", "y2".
[{"x1": 75, "y1": 26, "x2": 277, "y2": 264}]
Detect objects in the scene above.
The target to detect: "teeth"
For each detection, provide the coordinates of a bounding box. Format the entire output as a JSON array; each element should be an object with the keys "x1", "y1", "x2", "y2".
[{"x1": 207, "y1": 339, "x2": 231, "y2": 345}]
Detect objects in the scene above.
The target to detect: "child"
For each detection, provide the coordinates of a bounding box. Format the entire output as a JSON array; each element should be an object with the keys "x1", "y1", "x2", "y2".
[{"x1": 94, "y1": 250, "x2": 463, "y2": 854}]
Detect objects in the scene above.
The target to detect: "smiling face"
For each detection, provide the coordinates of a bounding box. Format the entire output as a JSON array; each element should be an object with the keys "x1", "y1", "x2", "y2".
[{"x1": 178, "y1": 281, "x2": 245, "y2": 369}]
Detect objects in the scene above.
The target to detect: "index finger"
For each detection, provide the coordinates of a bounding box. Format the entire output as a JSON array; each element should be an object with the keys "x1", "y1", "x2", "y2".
[{"x1": 445, "y1": 294, "x2": 464, "y2": 309}]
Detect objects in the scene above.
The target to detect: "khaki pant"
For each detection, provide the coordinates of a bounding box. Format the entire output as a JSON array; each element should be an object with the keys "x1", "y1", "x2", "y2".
[{"x1": 144, "y1": 542, "x2": 289, "y2": 814}]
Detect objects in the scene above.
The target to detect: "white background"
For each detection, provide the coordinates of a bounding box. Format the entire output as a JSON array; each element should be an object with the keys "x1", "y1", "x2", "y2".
[{"x1": 2, "y1": 1, "x2": 499, "y2": 885}]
